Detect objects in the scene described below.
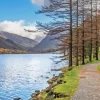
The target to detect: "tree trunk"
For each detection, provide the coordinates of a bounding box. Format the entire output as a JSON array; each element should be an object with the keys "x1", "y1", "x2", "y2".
[
  {"x1": 69, "y1": 0, "x2": 73, "y2": 67},
  {"x1": 82, "y1": 0, "x2": 85, "y2": 65},
  {"x1": 89, "y1": 0, "x2": 93, "y2": 62},
  {"x1": 95, "y1": 0, "x2": 99, "y2": 60},
  {"x1": 76, "y1": 0, "x2": 79, "y2": 66}
]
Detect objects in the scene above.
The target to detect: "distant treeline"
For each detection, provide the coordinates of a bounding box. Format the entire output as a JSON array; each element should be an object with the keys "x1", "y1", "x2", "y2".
[{"x1": 0, "y1": 48, "x2": 28, "y2": 54}]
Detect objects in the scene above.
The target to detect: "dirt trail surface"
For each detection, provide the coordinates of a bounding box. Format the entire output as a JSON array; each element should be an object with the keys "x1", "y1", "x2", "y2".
[{"x1": 72, "y1": 63, "x2": 100, "y2": 100}]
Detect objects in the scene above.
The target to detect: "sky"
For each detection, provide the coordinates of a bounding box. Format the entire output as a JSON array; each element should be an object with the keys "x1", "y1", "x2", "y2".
[{"x1": 0, "y1": 0, "x2": 50, "y2": 42}]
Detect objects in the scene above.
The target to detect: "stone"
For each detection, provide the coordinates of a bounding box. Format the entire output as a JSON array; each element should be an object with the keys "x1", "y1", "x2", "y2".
[
  {"x1": 59, "y1": 73, "x2": 64, "y2": 77},
  {"x1": 45, "y1": 87, "x2": 52, "y2": 93},
  {"x1": 35, "y1": 90, "x2": 40, "y2": 95},
  {"x1": 31, "y1": 93, "x2": 37, "y2": 98},
  {"x1": 45, "y1": 76, "x2": 49, "y2": 79},
  {"x1": 13, "y1": 98, "x2": 22, "y2": 100},
  {"x1": 57, "y1": 80, "x2": 63, "y2": 84}
]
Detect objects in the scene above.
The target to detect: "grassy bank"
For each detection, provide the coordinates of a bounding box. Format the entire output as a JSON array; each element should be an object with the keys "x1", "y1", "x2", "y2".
[
  {"x1": 38, "y1": 66, "x2": 81, "y2": 100},
  {"x1": 30, "y1": 59, "x2": 100, "y2": 100},
  {"x1": 97, "y1": 65, "x2": 100, "y2": 71},
  {"x1": 54, "y1": 67, "x2": 81, "y2": 100}
]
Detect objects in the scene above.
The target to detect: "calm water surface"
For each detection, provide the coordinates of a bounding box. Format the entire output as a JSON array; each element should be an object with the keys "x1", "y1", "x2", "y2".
[{"x1": 0, "y1": 54, "x2": 67, "y2": 100}]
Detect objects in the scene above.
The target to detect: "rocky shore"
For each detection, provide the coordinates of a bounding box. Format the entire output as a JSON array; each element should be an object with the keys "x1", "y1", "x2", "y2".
[
  {"x1": 29, "y1": 67, "x2": 69, "y2": 100},
  {"x1": 13, "y1": 66, "x2": 80, "y2": 100}
]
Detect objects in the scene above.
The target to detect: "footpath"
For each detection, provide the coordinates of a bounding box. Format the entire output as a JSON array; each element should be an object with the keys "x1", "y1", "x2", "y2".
[{"x1": 72, "y1": 63, "x2": 100, "y2": 100}]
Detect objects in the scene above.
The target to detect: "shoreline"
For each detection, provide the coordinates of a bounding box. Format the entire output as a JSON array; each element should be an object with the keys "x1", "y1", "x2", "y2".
[
  {"x1": 29, "y1": 66, "x2": 81, "y2": 100},
  {"x1": 29, "y1": 68, "x2": 66, "y2": 100}
]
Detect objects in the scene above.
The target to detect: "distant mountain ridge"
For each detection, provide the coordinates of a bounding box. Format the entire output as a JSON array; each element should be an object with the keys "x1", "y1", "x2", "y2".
[
  {"x1": 0, "y1": 31, "x2": 61, "y2": 53},
  {"x1": 0, "y1": 31, "x2": 38, "y2": 48},
  {"x1": 0, "y1": 36, "x2": 24, "y2": 50},
  {"x1": 0, "y1": 31, "x2": 39, "y2": 52},
  {"x1": 29, "y1": 33, "x2": 61, "y2": 52}
]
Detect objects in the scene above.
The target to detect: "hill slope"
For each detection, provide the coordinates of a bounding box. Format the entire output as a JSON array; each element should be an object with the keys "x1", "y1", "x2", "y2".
[
  {"x1": 0, "y1": 36, "x2": 24, "y2": 50},
  {"x1": 0, "y1": 31, "x2": 38, "y2": 49},
  {"x1": 29, "y1": 33, "x2": 61, "y2": 52}
]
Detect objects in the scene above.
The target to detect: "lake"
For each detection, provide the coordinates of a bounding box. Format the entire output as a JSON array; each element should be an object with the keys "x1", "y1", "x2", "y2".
[{"x1": 0, "y1": 54, "x2": 68, "y2": 100}]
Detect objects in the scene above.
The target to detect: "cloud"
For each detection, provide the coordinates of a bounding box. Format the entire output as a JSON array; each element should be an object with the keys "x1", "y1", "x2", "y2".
[
  {"x1": 31, "y1": 0, "x2": 50, "y2": 6},
  {"x1": 31, "y1": 0, "x2": 44, "y2": 6},
  {"x1": 0, "y1": 20, "x2": 45, "y2": 42}
]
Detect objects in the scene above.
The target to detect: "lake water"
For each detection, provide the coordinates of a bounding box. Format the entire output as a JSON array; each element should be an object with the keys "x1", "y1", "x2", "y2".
[{"x1": 0, "y1": 54, "x2": 68, "y2": 100}]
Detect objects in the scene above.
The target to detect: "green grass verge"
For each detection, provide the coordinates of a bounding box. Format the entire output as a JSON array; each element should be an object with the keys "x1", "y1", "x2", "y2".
[
  {"x1": 89, "y1": 59, "x2": 100, "y2": 64},
  {"x1": 97, "y1": 65, "x2": 100, "y2": 71},
  {"x1": 53, "y1": 66, "x2": 81, "y2": 100},
  {"x1": 39, "y1": 66, "x2": 81, "y2": 100}
]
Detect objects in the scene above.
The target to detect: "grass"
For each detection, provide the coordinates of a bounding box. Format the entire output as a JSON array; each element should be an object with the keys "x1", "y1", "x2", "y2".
[
  {"x1": 53, "y1": 66, "x2": 81, "y2": 100},
  {"x1": 97, "y1": 65, "x2": 100, "y2": 71},
  {"x1": 39, "y1": 66, "x2": 81, "y2": 100},
  {"x1": 89, "y1": 59, "x2": 100, "y2": 64}
]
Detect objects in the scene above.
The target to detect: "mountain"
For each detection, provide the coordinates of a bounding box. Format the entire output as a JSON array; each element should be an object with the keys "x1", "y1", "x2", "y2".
[
  {"x1": 29, "y1": 33, "x2": 61, "y2": 52},
  {"x1": 0, "y1": 36, "x2": 24, "y2": 50},
  {"x1": 0, "y1": 31, "x2": 38, "y2": 49}
]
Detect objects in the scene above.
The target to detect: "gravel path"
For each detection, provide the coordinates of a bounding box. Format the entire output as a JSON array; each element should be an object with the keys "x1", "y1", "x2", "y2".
[{"x1": 72, "y1": 63, "x2": 100, "y2": 100}]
